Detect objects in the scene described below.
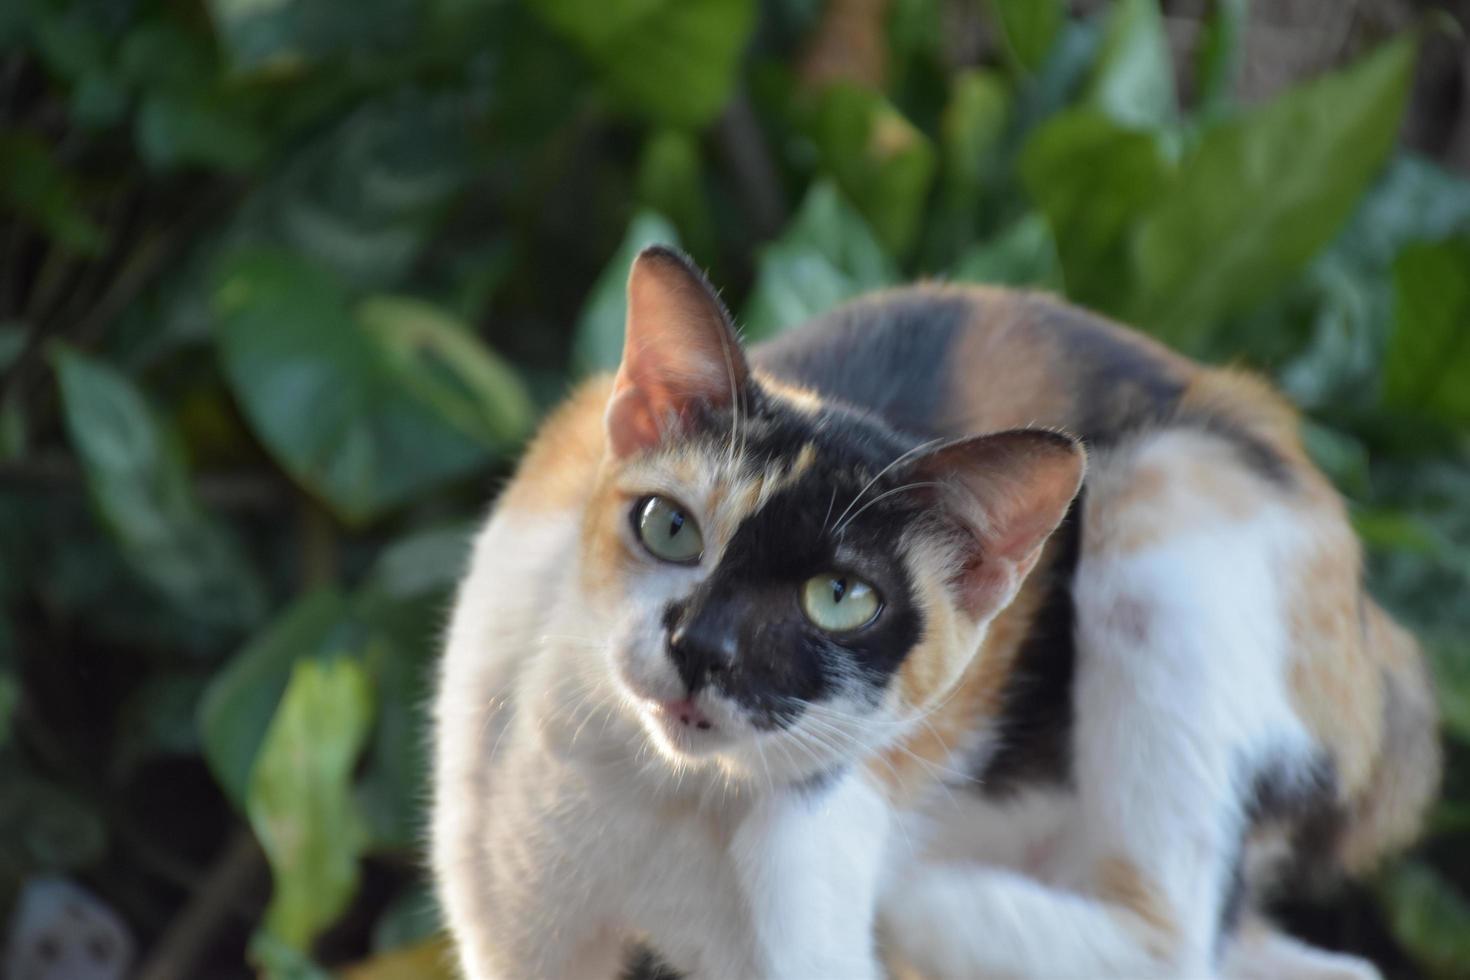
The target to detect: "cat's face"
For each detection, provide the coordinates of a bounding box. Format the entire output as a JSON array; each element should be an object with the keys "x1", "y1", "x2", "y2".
[
  {"x1": 586, "y1": 392, "x2": 947, "y2": 778},
  {"x1": 577, "y1": 248, "x2": 1083, "y2": 783}
]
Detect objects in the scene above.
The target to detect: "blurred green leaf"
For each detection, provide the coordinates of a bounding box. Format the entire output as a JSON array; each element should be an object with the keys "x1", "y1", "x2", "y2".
[
  {"x1": 371, "y1": 885, "x2": 442, "y2": 953},
  {"x1": 1428, "y1": 639, "x2": 1470, "y2": 745},
  {"x1": 364, "y1": 522, "x2": 475, "y2": 602},
  {"x1": 1300, "y1": 419, "x2": 1370, "y2": 498},
  {"x1": 341, "y1": 935, "x2": 457, "y2": 980},
  {"x1": 744, "y1": 181, "x2": 896, "y2": 339},
  {"x1": 637, "y1": 130, "x2": 716, "y2": 261},
  {"x1": 357, "y1": 296, "x2": 535, "y2": 450},
  {"x1": 118, "y1": 19, "x2": 214, "y2": 91},
  {"x1": 940, "y1": 69, "x2": 1009, "y2": 195},
  {"x1": 923, "y1": 68, "x2": 1010, "y2": 266},
  {"x1": 531, "y1": 0, "x2": 755, "y2": 125},
  {"x1": 115, "y1": 673, "x2": 207, "y2": 773},
  {"x1": 54, "y1": 348, "x2": 267, "y2": 629},
  {"x1": 249, "y1": 921, "x2": 334, "y2": 980},
  {"x1": 70, "y1": 70, "x2": 129, "y2": 128},
  {"x1": 807, "y1": 85, "x2": 937, "y2": 255},
  {"x1": 950, "y1": 212, "x2": 1061, "y2": 289},
  {"x1": 26, "y1": 6, "x2": 109, "y2": 83},
  {"x1": 1383, "y1": 239, "x2": 1470, "y2": 426},
  {"x1": 1130, "y1": 37, "x2": 1414, "y2": 347},
  {"x1": 1337, "y1": 154, "x2": 1470, "y2": 271},
  {"x1": 249, "y1": 657, "x2": 373, "y2": 952},
  {"x1": 0, "y1": 669, "x2": 16, "y2": 750},
  {"x1": 0, "y1": 135, "x2": 105, "y2": 254},
  {"x1": 571, "y1": 211, "x2": 681, "y2": 375},
  {"x1": 214, "y1": 250, "x2": 491, "y2": 522},
  {"x1": 207, "y1": 0, "x2": 420, "y2": 76},
  {"x1": 1379, "y1": 861, "x2": 1470, "y2": 979},
  {"x1": 354, "y1": 590, "x2": 438, "y2": 850},
  {"x1": 137, "y1": 92, "x2": 268, "y2": 173},
  {"x1": 1353, "y1": 508, "x2": 1439, "y2": 556},
  {"x1": 0, "y1": 323, "x2": 25, "y2": 373},
  {"x1": 1021, "y1": 109, "x2": 1172, "y2": 313},
  {"x1": 0, "y1": 769, "x2": 107, "y2": 872},
  {"x1": 199, "y1": 590, "x2": 350, "y2": 809},
  {"x1": 1087, "y1": 0, "x2": 1174, "y2": 130},
  {"x1": 1194, "y1": 0, "x2": 1246, "y2": 117},
  {"x1": 988, "y1": 0, "x2": 1062, "y2": 74}
]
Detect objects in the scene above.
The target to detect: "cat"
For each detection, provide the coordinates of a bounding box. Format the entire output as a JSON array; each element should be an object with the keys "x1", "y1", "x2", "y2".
[{"x1": 431, "y1": 246, "x2": 1439, "y2": 980}]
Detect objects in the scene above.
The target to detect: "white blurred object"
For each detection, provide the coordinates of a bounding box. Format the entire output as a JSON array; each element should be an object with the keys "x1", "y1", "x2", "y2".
[{"x1": 3, "y1": 877, "x2": 133, "y2": 980}]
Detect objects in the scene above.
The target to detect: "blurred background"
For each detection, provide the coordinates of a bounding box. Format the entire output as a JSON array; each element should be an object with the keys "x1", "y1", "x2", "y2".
[{"x1": 1, "y1": 0, "x2": 1469, "y2": 977}]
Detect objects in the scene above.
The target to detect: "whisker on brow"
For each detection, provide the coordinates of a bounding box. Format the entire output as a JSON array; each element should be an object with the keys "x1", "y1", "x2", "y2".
[
  {"x1": 829, "y1": 438, "x2": 944, "y2": 536},
  {"x1": 835, "y1": 481, "x2": 942, "y2": 535}
]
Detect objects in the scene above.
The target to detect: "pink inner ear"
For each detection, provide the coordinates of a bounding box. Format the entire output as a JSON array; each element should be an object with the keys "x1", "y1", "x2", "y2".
[
  {"x1": 913, "y1": 430, "x2": 1086, "y2": 617},
  {"x1": 605, "y1": 386, "x2": 663, "y2": 459},
  {"x1": 606, "y1": 247, "x2": 746, "y2": 458}
]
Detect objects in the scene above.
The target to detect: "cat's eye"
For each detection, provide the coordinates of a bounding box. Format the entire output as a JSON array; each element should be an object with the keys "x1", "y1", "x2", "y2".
[
  {"x1": 801, "y1": 574, "x2": 881, "y2": 632},
  {"x1": 635, "y1": 496, "x2": 704, "y2": 564}
]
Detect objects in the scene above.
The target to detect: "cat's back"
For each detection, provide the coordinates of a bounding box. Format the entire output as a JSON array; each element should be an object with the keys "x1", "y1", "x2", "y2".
[{"x1": 752, "y1": 284, "x2": 1198, "y2": 445}]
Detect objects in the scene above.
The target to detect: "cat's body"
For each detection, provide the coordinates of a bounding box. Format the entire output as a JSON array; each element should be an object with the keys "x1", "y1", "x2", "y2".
[{"x1": 432, "y1": 250, "x2": 1437, "y2": 980}]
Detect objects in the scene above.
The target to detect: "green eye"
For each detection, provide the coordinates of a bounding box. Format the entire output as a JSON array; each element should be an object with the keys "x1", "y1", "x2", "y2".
[
  {"x1": 635, "y1": 496, "x2": 704, "y2": 564},
  {"x1": 801, "y1": 574, "x2": 881, "y2": 632}
]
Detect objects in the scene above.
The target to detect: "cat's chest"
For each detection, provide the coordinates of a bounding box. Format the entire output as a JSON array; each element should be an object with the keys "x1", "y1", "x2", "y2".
[{"x1": 555, "y1": 784, "x2": 766, "y2": 973}]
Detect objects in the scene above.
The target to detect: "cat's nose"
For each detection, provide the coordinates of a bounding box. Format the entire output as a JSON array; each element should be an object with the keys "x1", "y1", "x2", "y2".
[{"x1": 667, "y1": 619, "x2": 738, "y2": 694}]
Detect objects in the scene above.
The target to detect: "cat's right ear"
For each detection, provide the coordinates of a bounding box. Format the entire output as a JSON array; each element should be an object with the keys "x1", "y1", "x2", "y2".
[
  {"x1": 910, "y1": 429, "x2": 1086, "y2": 621},
  {"x1": 605, "y1": 246, "x2": 748, "y2": 458}
]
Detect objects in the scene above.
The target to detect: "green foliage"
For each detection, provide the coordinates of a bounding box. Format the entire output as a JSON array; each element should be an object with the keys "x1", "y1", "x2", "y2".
[
  {"x1": 249, "y1": 657, "x2": 374, "y2": 953},
  {"x1": 213, "y1": 250, "x2": 518, "y2": 523},
  {"x1": 572, "y1": 211, "x2": 681, "y2": 376},
  {"x1": 1020, "y1": 109, "x2": 1172, "y2": 313},
  {"x1": 744, "y1": 181, "x2": 896, "y2": 339},
  {"x1": 1384, "y1": 240, "x2": 1470, "y2": 427},
  {"x1": 1130, "y1": 38, "x2": 1414, "y2": 344},
  {"x1": 0, "y1": 134, "x2": 105, "y2": 254},
  {"x1": 1379, "y1": 862, "x2": 1470, "y2": 980},
  {"x1": 199, "y1": 590, "x2": 352, "y2": 809},
  {"x1": 3, "y1": 0, "x2": 1469, "y2": 974},
  {"x1": 804, "y1": 85, "x2": 938, "y2": 254},
  {"x1": 988, "y1": 0, "x2": 1063, "y2": 73},
  {"x1": 54, "y1": 348, "x2": 267, "y2": 629},
  {"x1": 531, "y1": 0, "x2": 755, "y2": 125},
  {"x1": 1086, "y1": 0, "x2": 1175, "y2": 129}
]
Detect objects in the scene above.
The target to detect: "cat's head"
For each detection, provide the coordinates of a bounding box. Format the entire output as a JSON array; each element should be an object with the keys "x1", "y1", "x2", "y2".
[{"x1": 581, "y1": 247, "x2": 1084, "y2": 783}]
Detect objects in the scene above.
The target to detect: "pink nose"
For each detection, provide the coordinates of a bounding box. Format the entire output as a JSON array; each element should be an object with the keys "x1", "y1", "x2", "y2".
[{"x1": 662, "y1": 698, "x2": 713, "y2": 730}]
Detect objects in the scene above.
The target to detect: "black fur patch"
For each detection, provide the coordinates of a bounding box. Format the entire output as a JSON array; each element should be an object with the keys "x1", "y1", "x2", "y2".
[
  {"x1": 972, "y1": 499, "x2": 1083, "y2": 798},
  {"x1": 621, "y1": 943, "x2": 683, "y2": 980},
  {"x1": 1174, "y1": 410, "x2": 1295, "y2": 489},
  {"x1": 1219, "y1": 836, "x2": 1248, "y2": 948},
  {"x1": 659, "y1": 389, "x2": 932, "y2": 726},
  {"x1": 1219, "y1": 752, "x2": 1343, "y2": 943},
  {"x1": 753, "y1": 292, "x2": 971, "y2": 436},
  {"x1": 1043, "y1": 307, "x2": 1188, "y2": 444}
]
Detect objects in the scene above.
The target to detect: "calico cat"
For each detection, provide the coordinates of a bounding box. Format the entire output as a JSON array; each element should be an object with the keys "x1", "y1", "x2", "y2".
[{"x1": 431, "y1": 247, "x2": 1438, "y2": 979}]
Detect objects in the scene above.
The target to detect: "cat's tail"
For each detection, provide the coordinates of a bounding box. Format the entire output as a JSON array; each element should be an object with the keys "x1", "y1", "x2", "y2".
[{"x1": 1338, "y1": 597, "x2": 1440, "y2": 873}]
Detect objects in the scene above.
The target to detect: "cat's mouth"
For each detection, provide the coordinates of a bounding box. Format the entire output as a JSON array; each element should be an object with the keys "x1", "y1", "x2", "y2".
[
  {"x1": 637, "y1": 694, "x2": 735, "y2": 756},
  {"x1": 651, "y1": 696, "x2": 715, "y2": 731}
]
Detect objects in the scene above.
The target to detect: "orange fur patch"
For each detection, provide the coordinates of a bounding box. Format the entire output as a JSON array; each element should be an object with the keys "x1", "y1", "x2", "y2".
[
  {"x1": 873, "y1": 535, "x2": 1055, "y2": 802},
  {"x1": 499, "y1": 377, "x2": 613, "y2": 515},
  {"x1": 755, "y1": 371, "x2": 827, "y2": 416},
  {"x1": 1082, "y1": 430, "x2": 1268, "y2": 555},
  {"x1": 1284, "y1": 531, "x2": 1379, "y2": 799},
  {"x1": 1095, "y1": 856, "x2": 1178, "y2": 957}
]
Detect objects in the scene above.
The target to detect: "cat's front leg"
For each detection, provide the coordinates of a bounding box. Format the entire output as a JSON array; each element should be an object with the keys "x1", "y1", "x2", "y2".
[{"x1": 727, "y1": 771, "x2": 891, "y2": 980}]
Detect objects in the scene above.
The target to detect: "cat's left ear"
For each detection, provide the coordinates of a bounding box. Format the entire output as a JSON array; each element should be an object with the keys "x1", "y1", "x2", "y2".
[
  {"x1": 605, "y1": 246, "x2": 747, "y2": 458},
  {"x1": 911, "y1": 430, "x2": 1086, "y2": 620}
]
